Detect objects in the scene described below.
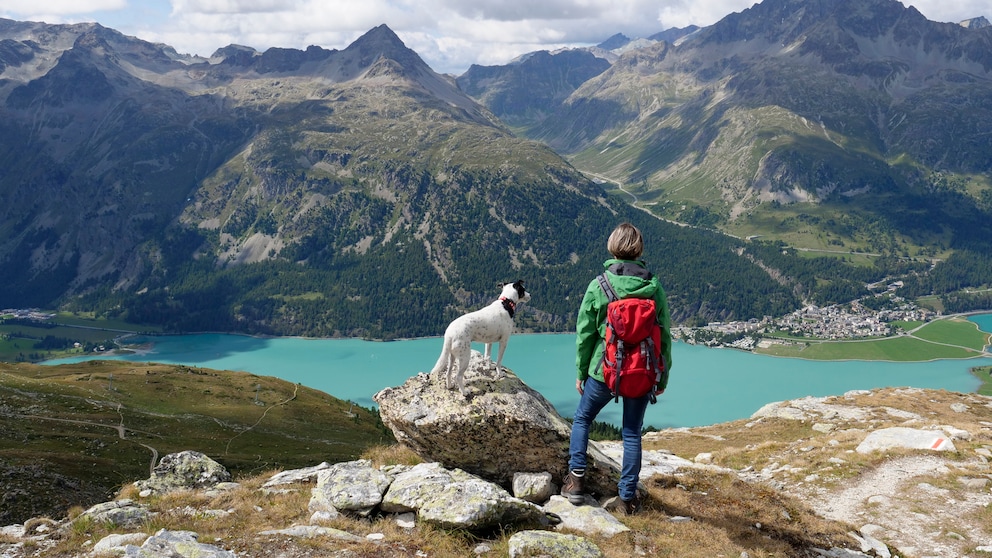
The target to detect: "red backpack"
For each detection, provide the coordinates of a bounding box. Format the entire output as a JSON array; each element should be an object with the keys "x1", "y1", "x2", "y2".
[{"x1": 596, "y1": 274, "x2": 665, "y2": 401}]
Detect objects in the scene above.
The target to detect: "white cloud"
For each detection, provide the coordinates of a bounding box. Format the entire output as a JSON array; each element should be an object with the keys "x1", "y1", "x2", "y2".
[
  {"x1": 171, "y1": 0, "x2": 292, "y2": 14},
  {"x1": 0, "y1": 0, "x2": 127, "y2": 14}
]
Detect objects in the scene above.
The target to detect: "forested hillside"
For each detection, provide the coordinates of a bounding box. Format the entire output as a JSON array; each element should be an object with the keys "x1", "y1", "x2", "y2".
[{"x1": 1, "y1": 11, "x2": 988, "y2": 341}]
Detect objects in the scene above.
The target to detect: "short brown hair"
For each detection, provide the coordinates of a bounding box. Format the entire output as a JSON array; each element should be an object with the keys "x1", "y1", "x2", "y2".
[{"x1": 607, "y1": 223, "x2": 643, "y2": 260}]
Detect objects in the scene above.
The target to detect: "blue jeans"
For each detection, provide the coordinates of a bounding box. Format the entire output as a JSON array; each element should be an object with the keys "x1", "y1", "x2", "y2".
[{"x1": 568, "y1": 377, "x2": 650, "y2": 501}]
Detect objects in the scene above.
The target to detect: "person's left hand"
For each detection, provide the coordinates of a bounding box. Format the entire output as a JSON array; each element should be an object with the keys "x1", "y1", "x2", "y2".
[{"x1": 576, "y1": 379, "x2": 584, "y2": 395}]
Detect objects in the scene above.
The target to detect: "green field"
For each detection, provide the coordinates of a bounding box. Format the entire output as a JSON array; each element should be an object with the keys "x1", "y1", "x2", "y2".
[
  {"x1": 910, "y1": 316, "x2": 990, "y2": 349},
  {"x1": 0, "y1": 312, "x2": 160, "y2": 362},
  {"x1": 973, "y1": 366, "x2": 992, "y2": 396},
  {"x1": 758, "y1": 316, "x2": 991, "y2": 361}
]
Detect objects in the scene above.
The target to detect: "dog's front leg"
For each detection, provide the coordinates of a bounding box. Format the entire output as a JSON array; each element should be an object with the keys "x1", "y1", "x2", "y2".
[{"x1": 493, "y1": 339, "x2": 507, "y2": 379}]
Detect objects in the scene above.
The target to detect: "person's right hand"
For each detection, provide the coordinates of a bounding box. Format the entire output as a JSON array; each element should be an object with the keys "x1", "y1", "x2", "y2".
[{"x1": 576, "y1": 379, "x2": 584, "y2": 395}]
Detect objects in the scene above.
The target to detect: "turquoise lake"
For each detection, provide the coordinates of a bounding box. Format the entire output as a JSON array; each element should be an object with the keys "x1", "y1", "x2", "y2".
[{"x1": 45, "y1": 315, "x2": 992, "y2": 429}]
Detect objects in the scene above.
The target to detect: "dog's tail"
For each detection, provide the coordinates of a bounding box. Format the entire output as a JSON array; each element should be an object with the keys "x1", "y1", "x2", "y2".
[{"x1": 430, "y1": 336, "x2": 452, "y2": 376}]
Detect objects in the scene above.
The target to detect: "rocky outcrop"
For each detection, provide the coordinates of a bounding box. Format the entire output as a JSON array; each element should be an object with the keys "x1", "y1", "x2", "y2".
[
  {"x1": 133, "y1": 450, "x2": 234, "y2": 496},
  {"x1": 308, "y1": 459, "x2": 547, "y2": 531},
  {"x1": 373, "y1": 351, "x2": 621, "y2": 497},
  {"x1": 3, "y1": 385, "x2": 988, "y2": 557}
]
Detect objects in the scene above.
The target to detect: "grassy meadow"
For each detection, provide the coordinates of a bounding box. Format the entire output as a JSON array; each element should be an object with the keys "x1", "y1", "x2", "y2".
[
  {"x1": 0, "y1": 311, "x2": 158, "y2": 362},
  {"x1": 0, "y1": 360, "x2": 393, "y2": 525},
  {"x1": 757, "y1": 315, "x2": 991, "y2": 361}
]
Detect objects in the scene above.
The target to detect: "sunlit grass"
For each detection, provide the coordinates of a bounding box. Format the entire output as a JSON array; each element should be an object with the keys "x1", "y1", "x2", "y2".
[{"x1": 756, "y1": 316, "x2": 990, "y2": 361}]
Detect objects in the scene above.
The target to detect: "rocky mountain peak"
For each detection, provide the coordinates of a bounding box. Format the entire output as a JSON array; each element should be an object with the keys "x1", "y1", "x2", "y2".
[
  {"x1": 211, "y1": 43, "x2": 258, "y2": 64},
  {"x1": 960, "y1": 15, "x2": 991, "y2": 29},
  {"x1": 684, "y1": 0, "x2": 992, "y2": 78},
  {"x1": 340, "y1": 23, "x2": 425, "y2": 74},
  {"x1": 700, "y1": 0, "x2": 928, "y2": 45},
  {"x1": 597, "y1": 33, "x2": 631, "y2": 50}
]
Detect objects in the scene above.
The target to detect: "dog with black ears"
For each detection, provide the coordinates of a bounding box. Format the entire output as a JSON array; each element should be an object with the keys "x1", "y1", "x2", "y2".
[{"x1": 430, "y1": 280, "x2": 531, "y2": 396}]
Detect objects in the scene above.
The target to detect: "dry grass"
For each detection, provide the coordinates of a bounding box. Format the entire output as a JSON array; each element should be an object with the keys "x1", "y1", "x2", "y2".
[
  {"x1": 33, "y1": 462, "x2": 868, "y2": 558},
  {"x1": 12, "y1": 387, "x2": 992, "y2": 557},
  {"x1": 636, "y1": 470, "x2": 855, "y2": 557},
  {"x1": 360, "y1": 444, "x2": 424, "y2": 467}
]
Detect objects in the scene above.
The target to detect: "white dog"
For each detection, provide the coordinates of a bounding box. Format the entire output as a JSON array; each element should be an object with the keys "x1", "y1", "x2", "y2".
[{"x1": 430, "y1": 280, "x2": 531, "y2": 396}]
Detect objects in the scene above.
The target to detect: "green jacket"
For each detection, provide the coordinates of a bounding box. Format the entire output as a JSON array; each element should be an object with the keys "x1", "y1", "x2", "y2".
[{"x1": 575, "y1": 259, "x2": 673, "y2": 391}]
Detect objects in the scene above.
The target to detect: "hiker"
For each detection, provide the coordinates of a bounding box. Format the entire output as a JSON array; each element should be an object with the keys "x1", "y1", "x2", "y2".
[{"x1": 561, "y1": 222, "x2": 673, "y2": 515}]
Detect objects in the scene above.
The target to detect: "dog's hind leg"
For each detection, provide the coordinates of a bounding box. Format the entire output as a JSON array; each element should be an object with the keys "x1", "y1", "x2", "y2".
[
  {"x1": 431, "y1": 336, "x2": 452, "y2": 384},
  {"x1": 448, "y1": 340, "x2": 471, "y2": 395}
]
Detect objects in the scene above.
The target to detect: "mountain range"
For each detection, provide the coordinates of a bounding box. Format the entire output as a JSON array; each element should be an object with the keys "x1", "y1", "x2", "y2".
[
  {"x1": 0, "y1": 0, "x2": 990, "y2": 340},
  {"x1": 465, "y1": 0, "x2": 992, "y2": 262}
]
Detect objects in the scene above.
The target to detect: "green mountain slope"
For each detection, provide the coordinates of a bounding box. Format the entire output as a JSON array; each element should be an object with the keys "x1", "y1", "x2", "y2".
[
  {"x1": 0, "y1": 360, "x2": 390, "y2": 525},
  {"x1": 451, "y1": 0, "x2": 992, "y2": 313},
  {"x1": 525, "y1": 0, "x2": 992, "y2": 256},
  {"x1": 0, "y1": 20, "x2": 817, "y2": 337}
]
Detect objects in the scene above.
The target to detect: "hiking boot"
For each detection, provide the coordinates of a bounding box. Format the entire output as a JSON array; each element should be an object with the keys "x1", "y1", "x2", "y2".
[
  {"x1": 605, "y1": 494, "x2": 642, "y2": 516},
  {"x1": 561, "y1": 470, "x2": 586, "y2": 505}
]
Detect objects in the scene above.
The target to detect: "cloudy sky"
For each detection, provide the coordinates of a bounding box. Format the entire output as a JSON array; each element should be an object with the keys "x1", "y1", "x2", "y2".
[{"x1": 1, "y1": 0, "x2": 987, "y2": 75}]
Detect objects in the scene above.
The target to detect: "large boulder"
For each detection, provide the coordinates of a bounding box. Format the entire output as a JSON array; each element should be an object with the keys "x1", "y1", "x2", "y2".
[
  {"x1": 133, "y1": 451, "x2": 232, "y2": 495},
  {"x1": 72, "y1": 500, "x2": 150, "y2": 529},
  {"x1": 373, "y1": 351, "x2": 621, "y2": 497},
  {"x1": 307, "y1": 459, "x2": 546, "y2": 531},
  {"x1": 309, "y1": 459, "x2": 391, "y2": 517}
]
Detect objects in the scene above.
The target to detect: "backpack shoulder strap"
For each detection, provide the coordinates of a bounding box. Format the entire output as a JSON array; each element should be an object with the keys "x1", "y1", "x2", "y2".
[{"x1": 596, "y1": 274, "x2": 619, "y2": 302}]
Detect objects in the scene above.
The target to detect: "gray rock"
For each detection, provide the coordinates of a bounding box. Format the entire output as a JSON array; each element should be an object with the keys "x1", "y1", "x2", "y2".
[
  {"x1": 939, "y1": 425, "x2": 972, "y2": 440},
  {"x1": 959, "y1": 476, "x2": 990, "y2": 489},
  {"x1": 394, "y1": 512, "x2": 416, "y2": 529},
  {"x1": 258, "y1": 525, "x2": 363, "y2": 542},
  {"x1": 122, "y1": 529, "x2": 235, "y2": 557},
  {"x1": 133, "y1": 451, "x2": 232, "y2": 495},
  {"x1": 374, "y1": 352, "x2": 621, "y2": 497},
  {"x1": 810, "y1": 547, "x2": 873, "y2": 557},
  {"x1": 309, "y1": 509, "x2": 340, "y2": 524},
  {"x1": 512, "y1": 471, "x2": 554, "y2": 504},
  {"x1": 74, "y1": 500, "x2": 150, "y2": 529},
  {"x1": 413, "y1": 469, "x2": 545, "y2": 531},
  {"x1": 542, "y1": 495, "x2": 630, "y2": 538},
  {"x1": 855, "y1": 427, "x2": 956, "y2": 454},
  {"x1": 752, "y1": 396, "x2": 870, "y2": 422},
  {"x1": 380, "y1": 462, "x2": 454, "y2": 513},
  {"x1": 507, "y1": 530, "x2": 604, "y2": 558},
  {"x1": 849, "y1": 529, "x2": 891, "y2": 558},
  {"x1": 263, "y1": 462, "x2": 332, "y2": 487},
  {"x1": 92, "y1": 533, "x2": 148, "y2": 554},
  {"x1": 309, "y1": 459, "x2": 391, "y2": 517}
]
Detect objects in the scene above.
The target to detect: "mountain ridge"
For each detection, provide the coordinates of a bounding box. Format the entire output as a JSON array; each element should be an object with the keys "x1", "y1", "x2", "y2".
[
  {"x1": 0, "y1": 17, "x2": 815, "y2": 337},
  {"x1": 486, "y1": 0, "x2": 992, "y2": 268},
  {"x1": 1, "y1": 4, "x2": 990, "y2": 340}
]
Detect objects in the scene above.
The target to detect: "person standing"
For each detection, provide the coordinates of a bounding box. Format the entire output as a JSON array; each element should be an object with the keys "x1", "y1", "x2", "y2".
[{"x1": 561, "y1": 222, "x2": 673, "y2": 515}]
